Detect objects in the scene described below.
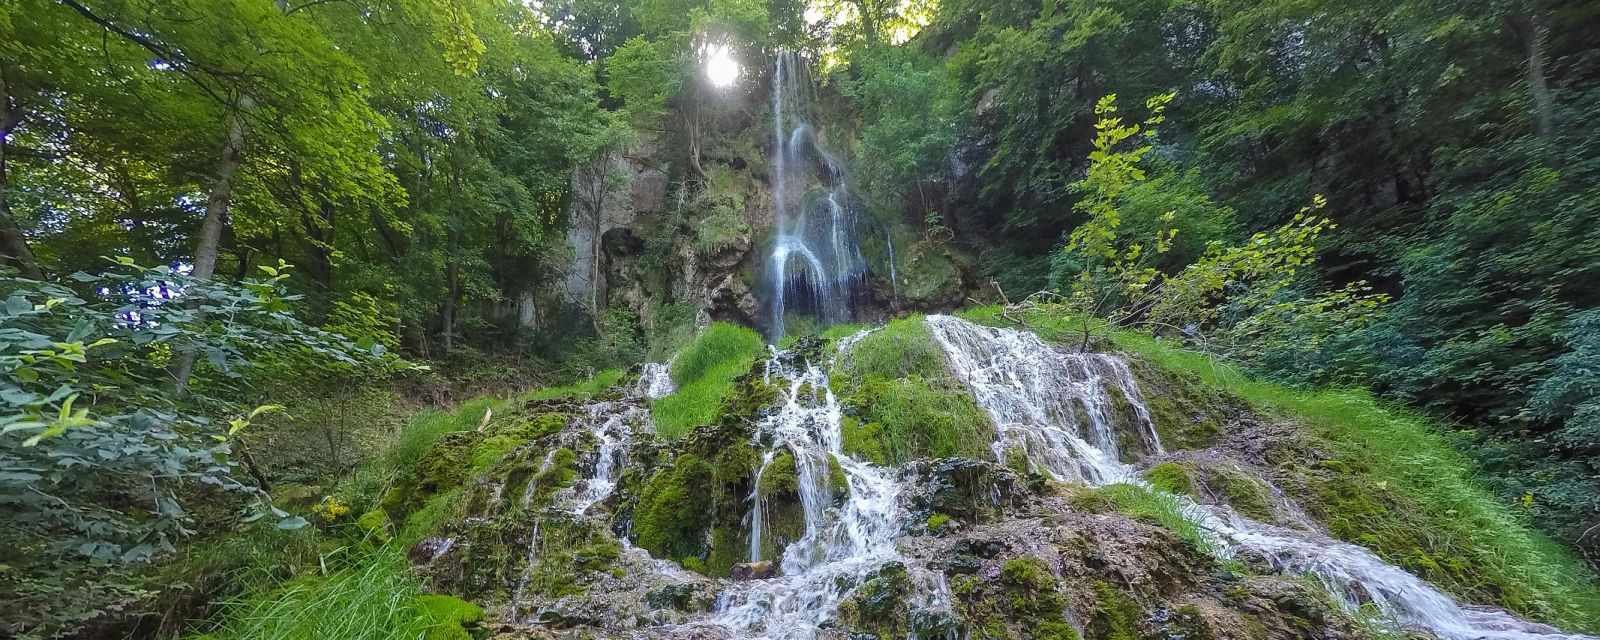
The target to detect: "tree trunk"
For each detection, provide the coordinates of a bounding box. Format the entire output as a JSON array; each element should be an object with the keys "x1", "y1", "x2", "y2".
[
  {"x1": 442, "y1": 257, "x2": 459, "y2": 353},
  {"x1": 0, "y1": 68, "x2": 43, "y2": 280},
  {"x1": 191, "y1": 97, "x2": 249, "y2": 281},
  {"x1": 1507, "y1": 11, "x2": 1555, "y2": 138},
  {"x1": 174, "y1": 97, "x2": 250, "y2": 394}
]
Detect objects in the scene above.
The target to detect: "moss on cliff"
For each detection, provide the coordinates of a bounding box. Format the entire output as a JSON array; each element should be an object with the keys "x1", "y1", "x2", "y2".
[{"x1": 951, "y1": 556, "x2": 1078, "y2": 640}]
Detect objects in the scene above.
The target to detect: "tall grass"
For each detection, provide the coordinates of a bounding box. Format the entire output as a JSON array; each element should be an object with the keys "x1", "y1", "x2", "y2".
[
  {"x1": 338, "y1": 395, "x2": 505, "y2": 511},
  {"x1": 1090, "y1": 483, "x2": 1215, "y2": 554},
  {"x1": 524, "y1": 368, "x2": 626, "y2": 402},
  {"x1": 651, "y1": 323, "x2": 766, "y2": 438},
  {"x1": 197, "y1": 550, "x2": 432, "y2": 640}
]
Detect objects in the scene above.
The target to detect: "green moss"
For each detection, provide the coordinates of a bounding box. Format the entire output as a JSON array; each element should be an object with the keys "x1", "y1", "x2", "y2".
[
  {"x1": 524, "y1": 368, "x2": 626, "y2": 402},
  {"x1": 927, "y1": 513, "x2": 953, "y2": 533},
  {"x1": 652, "y1": 323, "x2": 767, "y2": 438},
  {"x1": 759, "y1": 452, "x2": 799, "y2": 498},
  {"x1": 355, "y1": 509, "x2": 392, "y2": 544},
  {"x1": 827, "y1": 453, "x2": 848, "y2": 499},
  {"x1": 634, "y1": 453, "x2": 716, "y2": 561},
  {"x1": 949, "y1": 556, "x2": 1076, "y2": 639},
  {"x1": 397, "y1": 487, "x2": 462, "y2": 548},
  {"x1": 1089, "y1": 581, "x2": 1142, "y2": 640},
  {"x1": 416, "y1": 595, "x2": 483, "y2": 640},
  {"x1": 526, "y1": 524, "x2": 624, "y2": 598},
  {"x1": 836, "y1": 563, "x2": 914, "y2": 637},
  {"x1": 1037, "y1": 622, "x2": 1081, "y2": 640},
  {"x1": 1143, "y1": 462, "x2": 1194, "y2": 495},
  {"x1": 1210, "y1": 466, "x2": 1274, "y2": 521},
  {"x1": 705, "y1": 525, "x2": 747, "y2": 577}
]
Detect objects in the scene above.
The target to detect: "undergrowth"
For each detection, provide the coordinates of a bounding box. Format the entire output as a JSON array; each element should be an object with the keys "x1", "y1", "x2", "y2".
[
  {"x1": 193, "y1": 549, "x2": 476, "y2": 640},
  {"x1": 652, "y1": 323, "x2": 766, "y2": 438}
]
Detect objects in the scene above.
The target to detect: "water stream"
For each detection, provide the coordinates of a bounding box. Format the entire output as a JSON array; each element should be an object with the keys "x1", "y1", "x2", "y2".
[
  {"x1": 766, "y1": 51, "x2": 874, "y2": 340},
  {"x1": 925, "y1": 314, "x2": 1595, "y2": 640},
  {"x1": 710, "y1": 340, "x2": 915, "y2": 639}
]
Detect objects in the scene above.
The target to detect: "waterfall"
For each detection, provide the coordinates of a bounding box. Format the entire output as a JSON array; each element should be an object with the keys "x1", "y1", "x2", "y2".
[
  {"x1": 510, "y1": 365, "x2": 662, "y2": 621},
  {"x1": 711, "y1": 336, "x2": 935, "y2": 639},
  {"x1": 925, "y1": 314, "x2": 1595, "y2": 640},
  {"x1": 765, "y1": 51, "x2": 874, "y2": 340},
  {"x1": 636, "y1": 361, "x2": 676, "y2": 399}
]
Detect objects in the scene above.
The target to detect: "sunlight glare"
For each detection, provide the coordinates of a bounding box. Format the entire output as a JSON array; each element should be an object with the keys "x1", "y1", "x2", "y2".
[{"x1": 704, "y1": 43, "x2": 740, "y2": 88}]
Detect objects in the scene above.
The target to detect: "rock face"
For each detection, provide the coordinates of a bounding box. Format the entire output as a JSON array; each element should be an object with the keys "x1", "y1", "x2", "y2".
[{"x1": 729, "y1": 561, "x2": 777, "y2": 581}]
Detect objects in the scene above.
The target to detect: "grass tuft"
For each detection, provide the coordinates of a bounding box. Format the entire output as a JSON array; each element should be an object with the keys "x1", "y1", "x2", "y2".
[
  {"x1": 524, "y1": 368, "x2": 625, "y2": 402},
  {"x1": 1089, "y1": 483, "x2": 1214, "y2": 554},
  {"x1": 651, "y1": 323, "x2": 766, "y2": 438},
  {"x1": 196, "y1": 550, "x2": 441, "y2": 640}
]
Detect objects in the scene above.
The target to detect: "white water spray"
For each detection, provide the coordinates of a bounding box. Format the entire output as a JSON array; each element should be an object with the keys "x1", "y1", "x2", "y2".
[{"x1": 710, "y1": 337, "x2": 928, "y2": 639}]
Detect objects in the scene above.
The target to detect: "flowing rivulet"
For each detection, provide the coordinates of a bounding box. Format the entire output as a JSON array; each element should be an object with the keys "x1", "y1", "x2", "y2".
[{"x1": 925, "y1": 314, "x2": 1594, "y2": 640}]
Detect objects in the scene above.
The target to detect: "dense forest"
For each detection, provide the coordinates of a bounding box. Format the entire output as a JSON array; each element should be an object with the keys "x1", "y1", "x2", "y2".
[{"x1": 2, "y1": 0, "x2": 1598, "y2": 638}]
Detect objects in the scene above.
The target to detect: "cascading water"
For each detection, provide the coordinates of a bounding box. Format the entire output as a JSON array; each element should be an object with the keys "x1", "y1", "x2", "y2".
[
  {"x1": 925, "y1": 315, "x2": 1595, "y2": 640},
  {"x1": 709, "y1": 337, "x2": 947, "y2": 639},
  {"x1": 766, "y1": 52, "x2": 874, "y2": 340},
  {"x1": 509, "y1": 365, "x2": 662, "y2": 622},
  {"x1": 635, "y1": 361, "x2": 677, "y2": 399}
]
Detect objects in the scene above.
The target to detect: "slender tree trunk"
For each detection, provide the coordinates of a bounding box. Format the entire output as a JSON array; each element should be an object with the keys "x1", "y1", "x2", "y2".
[
  {"x1": 0, "y1": 69, "x2": 43, "y2": 280},
  {"x1": 174, "y1": 97, "x2": 250, "y2": 394},
  {"x1": 442, "y1": 257, "x2": 459, "y2": 353},
  {"x1": 191, "y1": 97, "x2": 249, "y2": 281},
  {"x1": 1508, "y1": 11, "x2": 1555, "y2": 138}
]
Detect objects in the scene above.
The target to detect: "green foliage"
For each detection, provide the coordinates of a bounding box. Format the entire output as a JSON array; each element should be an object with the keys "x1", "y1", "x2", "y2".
[
  {"x1": 837, "y1": 43, "x2": 958, "y2": 215},
  {"x1": 0, "y1": 262, "x2": 392, "y2": 565},
  {"x1": 833, "y1": 317, "x2": 994, "y2": 464},
  {"x1": 606, "y1": 36, "x2": 684, "y2": 126},
  {"x1": 652, "y1": 323, "x2": 766, "y2": 438},
  {"x1": 691, "y1": 167, "x2": 754, "y2": 255},
  {"x1": 192, "y1": 548, "x2": 478, "y2": 640}
]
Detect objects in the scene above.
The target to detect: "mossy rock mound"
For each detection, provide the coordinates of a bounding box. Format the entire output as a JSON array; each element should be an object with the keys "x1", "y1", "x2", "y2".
[
  {"x1": 1140, "y1": 457, "x2": 1282, "y2": 524},
  {"x1": 911, "y1": 512, "x2": 1365, "y2": 640},
  {"x1": 1126, "y1": 357, "x2": 1242, "y2": 452},
  {"x1": 904, "y1": 458, "x2": 1035, "y2": 526},
  {"x1": 629, "y1": 419, "x2": 769, "y2": 577}
]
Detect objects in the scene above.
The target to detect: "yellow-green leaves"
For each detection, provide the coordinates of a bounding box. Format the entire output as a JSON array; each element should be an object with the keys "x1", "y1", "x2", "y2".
[{"x1": 22, "y1": 394, "x2": 96, "y2": 447}]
